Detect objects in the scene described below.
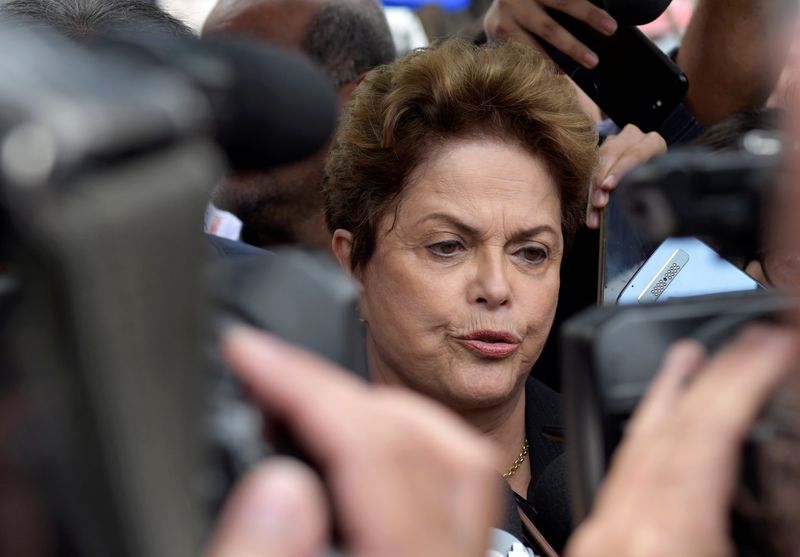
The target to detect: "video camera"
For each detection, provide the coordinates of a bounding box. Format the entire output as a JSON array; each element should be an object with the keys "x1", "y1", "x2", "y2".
[
  {"x1": 0, "y1": 26, "x2": 341, "y2": 557},
  {"x1": 562, "y1": 135, "x2": 799, "y2": 557}
]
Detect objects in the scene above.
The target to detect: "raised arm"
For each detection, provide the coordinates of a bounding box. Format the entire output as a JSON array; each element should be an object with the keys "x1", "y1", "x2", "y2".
[{"x1": 677, "y1": 0, "x2": 797, "y2": 126}]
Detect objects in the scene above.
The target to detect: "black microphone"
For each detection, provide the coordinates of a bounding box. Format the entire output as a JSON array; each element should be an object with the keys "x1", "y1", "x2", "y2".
[
  {"x1": 0, "y1": 26, "x2": 338, "y2": 180},
  {"x1": 94, "y1": 32, "x2": 339, "y2": 170},
  {"x1": 531, "y1": 453, "x2": 572, "y2": 551},
  {"x1": 602, "y1": 0, "x2": 673, "y2": 26}
]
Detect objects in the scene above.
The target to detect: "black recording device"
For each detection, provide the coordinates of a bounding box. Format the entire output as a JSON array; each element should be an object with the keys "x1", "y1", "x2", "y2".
[
  {"x1": 613, "y1": 135, "x2": 782, "y2": 259},
  {"x1": 601, "y1": 0, "x2": 673, "y2": 25},
  {"x1": 0, "y1": 26, "x2": 339, "y2": 557},
  {"x1": 563, "y1": 291, "x2": 795, "y2": 511},
  {"x1": 562, "y1": 141, "x2": 798, "y2": 557},
  {"x1": 536, "y1": 0, "x2": 688, "y2": 133},
  {"x1": 206, "y1": 251, "x2": 368, "y2": 379},
  {"x1": 203, "y1": 247, "x2": 367, "y2": 491},
  {"x1": 92, "y1": 31, "x2": 337, "y2": 171}
]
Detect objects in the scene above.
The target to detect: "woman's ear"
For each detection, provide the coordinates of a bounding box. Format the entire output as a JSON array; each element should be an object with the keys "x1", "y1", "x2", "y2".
[
  {"x1": 332, "y1": 230, "x2": 369, "y2": 322},
  {"x1": 331, "y1": 229, "x2": 360, "y2": 282}
]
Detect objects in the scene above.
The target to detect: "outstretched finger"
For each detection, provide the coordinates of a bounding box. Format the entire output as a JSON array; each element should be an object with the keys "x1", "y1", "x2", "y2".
[
  {"x1": 540, "y1": 0, "x2": 617, "y2": 36},
  {"x1": 510, "y1": 2, "x2": 600, "y2": 68}
]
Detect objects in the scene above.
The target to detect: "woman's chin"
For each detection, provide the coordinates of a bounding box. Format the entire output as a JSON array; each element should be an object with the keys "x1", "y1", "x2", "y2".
[{"x1": 436, "y1": 375, "x2": 525, "y2": 411}]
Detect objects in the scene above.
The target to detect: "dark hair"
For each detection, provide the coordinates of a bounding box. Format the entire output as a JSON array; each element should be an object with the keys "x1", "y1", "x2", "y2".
[
  {"x1": 205, "y1": 0, "x2": 395, "y2": 87},
  {"x1": 302, "y1": 1, "x2": 395, "y2": 87},
  {"x1": 0, "y1": 0, "x2": 192, "y2": 39},
  {"x1": 324, "y1": 39, "x2": 599, "y2": 271},
  {"x1": 694, "y1": 108, "x2": 784, "y2": 153}
]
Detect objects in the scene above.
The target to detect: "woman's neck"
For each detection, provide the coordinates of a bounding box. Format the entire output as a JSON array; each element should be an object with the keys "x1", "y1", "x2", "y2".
[
  {"x1": 459, "y1": 390, "x2": 531, "y2": 499},
  {"x1": 367, "y1": 345, "x2": 532, "y2": 496}
]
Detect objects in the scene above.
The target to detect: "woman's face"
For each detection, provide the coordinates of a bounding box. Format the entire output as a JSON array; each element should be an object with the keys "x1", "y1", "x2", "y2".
[{"x1": 353, "y1": 137, "x2": 564, "y2": 411}]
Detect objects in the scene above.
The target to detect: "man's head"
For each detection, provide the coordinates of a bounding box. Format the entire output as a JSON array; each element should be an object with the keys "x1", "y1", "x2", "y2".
[
  {"x1": 0, "y1": 0, "x2": 192, "y2": 39},
  {"x1": 203, "y1": 0, "x2": 395, "y2": 248}
]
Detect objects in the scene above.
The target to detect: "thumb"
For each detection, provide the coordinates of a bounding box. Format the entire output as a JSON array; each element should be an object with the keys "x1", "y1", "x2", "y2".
[{"x1": 206, "y1": 458, "x2": 329, "y2": 557}]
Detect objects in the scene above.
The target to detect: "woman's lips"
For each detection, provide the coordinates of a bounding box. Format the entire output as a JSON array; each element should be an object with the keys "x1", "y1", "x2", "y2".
[{"x1": 455, "y1": 330, "x2": 521, "y2": 359}]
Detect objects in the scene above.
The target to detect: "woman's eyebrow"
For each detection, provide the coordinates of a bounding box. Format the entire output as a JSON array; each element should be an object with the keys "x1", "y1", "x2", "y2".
[
  {"x1": 508, "y1": 225, "x2": 560, "y2": 242},
  {"x1": 416, "y1": 213, "x2": 560, "y2": 242},
  {"x1": 416, "y1": 212, "x2": 480, "y2": 236}
]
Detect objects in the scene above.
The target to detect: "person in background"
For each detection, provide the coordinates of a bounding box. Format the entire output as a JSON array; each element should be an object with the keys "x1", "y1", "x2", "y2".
[
  {"x1": 202, "y1": 0, "x2": 395, "y2": 249},
  {"x1": 0, "y1": 0, "x2": 191, "y2": 37}
]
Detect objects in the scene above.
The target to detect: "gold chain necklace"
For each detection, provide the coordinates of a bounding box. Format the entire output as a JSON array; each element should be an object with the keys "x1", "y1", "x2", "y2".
[{"x1": 502, "y1": 438, "x2": 529, "y2": 479}]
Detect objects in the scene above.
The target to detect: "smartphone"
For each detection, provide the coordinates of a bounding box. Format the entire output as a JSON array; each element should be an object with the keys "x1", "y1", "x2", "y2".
[
  {"x1": 537, "y1": 7, "x2": 688, "y2": 132},
  {"x1": 616, "y1": 237, "x2": 763, "y2": 305}
]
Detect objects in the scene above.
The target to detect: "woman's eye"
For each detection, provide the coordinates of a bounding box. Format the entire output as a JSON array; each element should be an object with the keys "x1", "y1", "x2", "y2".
[
  {"x1": 427, "y1": 240, "x2": 464, "y2": 257},
  {"x1": 515, "y1": 245, "x2": 547, "y2": 264}
]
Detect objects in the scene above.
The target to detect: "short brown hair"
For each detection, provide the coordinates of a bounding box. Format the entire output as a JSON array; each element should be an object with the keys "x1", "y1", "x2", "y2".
[{"x1": 324, "y1": 38, "x2": 598, "y2": 270}]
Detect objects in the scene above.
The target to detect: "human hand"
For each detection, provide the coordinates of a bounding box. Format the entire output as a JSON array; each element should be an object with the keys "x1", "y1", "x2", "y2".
[
  {"x1": 565, "y1": 325, "x2": 800, "y2": 557},
  {"x1": 207, "y1": 328, "x2": 502, "y2": 557},
  {"x1": 483, "y1": 0, "x2": 617, "y2": 69},
  {"x1": 587, "y1": 124, "x2": 666, "y2": 229},
  {"x1": 206, "y1": 457, "x2": 329, "y2": 557}
]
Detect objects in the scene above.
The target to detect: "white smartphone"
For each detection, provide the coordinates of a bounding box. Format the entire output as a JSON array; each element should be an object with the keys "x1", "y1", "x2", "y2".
[{"x1": 616, "y1": 237, "x2": 763, "y2": 305}]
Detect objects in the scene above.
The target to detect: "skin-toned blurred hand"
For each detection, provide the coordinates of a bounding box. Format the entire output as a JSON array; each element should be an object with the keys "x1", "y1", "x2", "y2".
[
  {"x1": 483, "y1": 0, "x2": 617, "y2": 69},
  {"x1": 565, "y1": 325, "x2": 800, "y2": 557},
  {"x1": 206, "y1": 327, "x2": 502, "y2": 557},
  {"x1": 587, "y1": 124, "x2": 666, "y2": 229}
]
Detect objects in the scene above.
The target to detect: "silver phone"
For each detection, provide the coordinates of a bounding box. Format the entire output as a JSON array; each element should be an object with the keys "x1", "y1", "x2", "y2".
[{"x1": 616, "y1": 237, "x2": 763, "y2": 305}]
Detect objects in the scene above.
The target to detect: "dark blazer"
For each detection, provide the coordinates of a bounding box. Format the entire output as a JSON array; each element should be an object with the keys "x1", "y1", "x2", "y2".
[
  {"x1": 499, "y1": 376, "x2": 570, "y2": 552},
  {"x1": 205, "y1": 234, "x2": 271, "y2": 259}
]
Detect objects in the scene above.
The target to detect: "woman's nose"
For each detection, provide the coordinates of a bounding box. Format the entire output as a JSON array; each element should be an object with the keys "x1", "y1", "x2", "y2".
[{"x1": 469, "y1": 252, "x2": 511, "y2": 309}]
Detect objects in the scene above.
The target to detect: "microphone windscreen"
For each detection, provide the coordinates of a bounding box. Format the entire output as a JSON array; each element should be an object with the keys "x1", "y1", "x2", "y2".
[
  {"x1": 531, "y1": 453, "x2": 572, "y2": 551},
  {"x1": 603, "y1": 0, "x2": 673, "y2": 26},
  {"x1": 200, "y1": 37, "x2": 338, "y2": 170},
  {"x1": 96, "y1": 32, "x2": 339, "y2": 171}
]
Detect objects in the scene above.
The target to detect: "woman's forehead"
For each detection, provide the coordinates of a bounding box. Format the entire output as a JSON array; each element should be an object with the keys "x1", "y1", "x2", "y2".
[{"x1": 398, "y1": 138, "x2": 562, "y2": 222}]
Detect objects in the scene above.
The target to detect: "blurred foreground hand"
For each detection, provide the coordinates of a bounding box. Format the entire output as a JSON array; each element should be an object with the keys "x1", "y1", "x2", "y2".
[
  {"x1": 206, "y1": 328, "x2": 502, "y2": 557},
  {"x1": 566, "y1": 325, "x2": 800, "y2": 557}
]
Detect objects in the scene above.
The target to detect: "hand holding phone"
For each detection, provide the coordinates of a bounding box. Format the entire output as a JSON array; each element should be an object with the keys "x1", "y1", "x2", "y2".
[
  {"x1": 534, "y1": 7, "x2": 689, "y2": 133},
  {"x1": 484, "y1": 0, "x2": 619, "y2": 69}
]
